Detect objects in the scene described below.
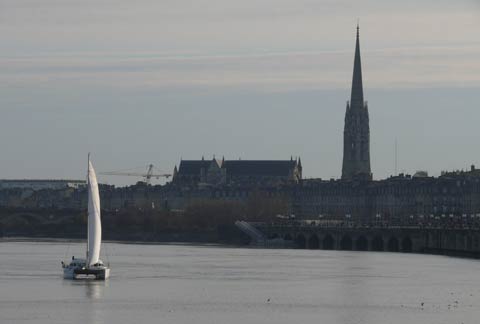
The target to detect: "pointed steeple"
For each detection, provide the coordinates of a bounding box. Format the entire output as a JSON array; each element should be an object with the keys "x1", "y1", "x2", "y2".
[
  {"x1": 342, "y1": 24, "x2": 371, "y2": 181},
  {"x1": 350, "y1": 24, "x2": 364, "y2": 109}
]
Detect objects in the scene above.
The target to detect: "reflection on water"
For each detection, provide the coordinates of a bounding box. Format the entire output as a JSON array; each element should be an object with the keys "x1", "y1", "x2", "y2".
[
  {"x1": 2, "y1": 242, "x2": 480, "y2": 324},
  {"x1": 61, "y1": 278, "x2": 107, "y2": 300},
  {"x1": 85, "y1": 281, "x2": 106, "y2": 324},
  {"x1": 84, "y1": 280, "x2": 107, "y2": 300},
  {"x1": 60, "y1": 278, "x2": 107, "y2": 324}
]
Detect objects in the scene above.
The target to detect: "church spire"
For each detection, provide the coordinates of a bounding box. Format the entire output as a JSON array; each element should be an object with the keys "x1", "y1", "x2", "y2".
[
  {"x1": 341, "y1": 24, "x2": 371, "y2": 181},
  {"x1": 350, "y1": 23, "x2": 364, "y2": 109}
]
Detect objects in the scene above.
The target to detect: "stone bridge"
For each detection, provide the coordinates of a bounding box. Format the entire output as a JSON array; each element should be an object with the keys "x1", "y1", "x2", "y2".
[{"x1": 253, "y1": 223, "x2": 480, "y2": 257}]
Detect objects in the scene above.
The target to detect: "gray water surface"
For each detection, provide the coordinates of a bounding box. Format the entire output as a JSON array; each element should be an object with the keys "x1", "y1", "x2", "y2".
[{"x1": 1, "y1": 240, "x2": 479, "y2": 324}]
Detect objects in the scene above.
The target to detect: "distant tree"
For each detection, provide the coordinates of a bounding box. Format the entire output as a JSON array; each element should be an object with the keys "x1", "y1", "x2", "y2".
[
  {"x1": 184, "y1": 199, "x2": 243, "y2": 230},
  {"x1": 244, "y1": 190, "x2": 289, "y2": 222},
  {"x1": 74, "y1": 210, "x2": 87, "y2": 225}
]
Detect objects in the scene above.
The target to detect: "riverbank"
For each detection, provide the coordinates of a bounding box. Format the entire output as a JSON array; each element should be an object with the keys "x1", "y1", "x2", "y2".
[{"x1": 0, "y1": 224, "x2": 250, "y2": 245}]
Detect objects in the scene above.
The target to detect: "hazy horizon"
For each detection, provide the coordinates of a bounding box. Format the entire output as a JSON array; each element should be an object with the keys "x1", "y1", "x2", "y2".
[{"x1": 1, "y1": 0, "x2": 479, "y2": 186}]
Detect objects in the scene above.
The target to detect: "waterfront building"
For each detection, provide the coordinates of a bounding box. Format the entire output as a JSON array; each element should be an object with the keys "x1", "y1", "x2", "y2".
[{"x1": 293, "y1": 166, "x2": 480, "y2": 222}]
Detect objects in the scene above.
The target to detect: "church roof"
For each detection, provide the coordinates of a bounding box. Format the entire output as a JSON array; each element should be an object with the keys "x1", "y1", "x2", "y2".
[
  {"x1": 177, "y1": 160, "x2": 211, "y2": 175},
  {"x1": 223, "y1": 160, "x2": 297, "y2": 177}
]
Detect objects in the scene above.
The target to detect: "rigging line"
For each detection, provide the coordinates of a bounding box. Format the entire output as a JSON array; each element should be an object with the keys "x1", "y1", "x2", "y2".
[
  {"x1": 63, "y1": 240, "x2": 71, "y2": 262},
  {"x1": 62, "y1": 212, "x2": 73, "y2": 262}
]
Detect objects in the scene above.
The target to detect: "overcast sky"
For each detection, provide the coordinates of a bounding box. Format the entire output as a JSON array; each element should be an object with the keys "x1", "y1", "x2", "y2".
[{"x1": 1, "y1": 0, "x2": 479, "y2": 185}]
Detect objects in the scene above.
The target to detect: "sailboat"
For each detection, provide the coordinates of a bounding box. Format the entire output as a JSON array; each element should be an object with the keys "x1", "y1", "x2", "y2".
[{"x1": 62, "y1": 155, "x2": 110, "y2": 280}]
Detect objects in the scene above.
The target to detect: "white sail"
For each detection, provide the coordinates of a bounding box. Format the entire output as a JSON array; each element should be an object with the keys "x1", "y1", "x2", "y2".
[{"x1": 87, "y1": 160, "x2": 102, "y2": 267}]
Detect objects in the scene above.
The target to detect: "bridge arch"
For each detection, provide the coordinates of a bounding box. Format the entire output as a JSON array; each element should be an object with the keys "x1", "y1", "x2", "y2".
[
  {"x1": 456, "y1": 234, "x2": 466, "y2": 251},
  {"x1": 401, "y1": 237, "x2": 413, "y2": 252},
  {"x1": 446, "y1": 233, "x2": 456, "y2": 250},
  {"x1": 355, "y1": 235, "x2": 368, "y2": 251},
  {"x1": 474, "y1": 235, "x2": 480, "y2": 250},
  {"x1": 268, "y1": 233, "x2": 279, "y2": 239},
  {"x1": 427, "y1": 232, "x2": 440, "y2": 249},
  {"x1": 308, "y1": 234, "x2": 320, "y2": 249},
  {"x1": 386, "y1": 237, "x2": 399, "y2": 252},
  {"x1": 466, "y1": 235, "x2": 472, "y2": 250},
  {"x1": 372, "y1": 236, "x2": 384, "y2": 252},
  {"x1": 295, "y1": 234, "x2": 306, "y2": 249},
  {"x1": 322, "y1": 234, "x2": 335, "y2": 250},
  {"x1": 340, "y1": 235, "x2": 353, "y2": 250}
]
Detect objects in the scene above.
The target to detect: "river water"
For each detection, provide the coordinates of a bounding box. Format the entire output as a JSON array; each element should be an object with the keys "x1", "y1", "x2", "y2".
[{"x1": 0, "y1": 240, "x2": 479, "y2": 324}]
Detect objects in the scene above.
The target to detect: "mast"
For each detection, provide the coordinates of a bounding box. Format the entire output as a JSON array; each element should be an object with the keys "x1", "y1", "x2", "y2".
[
  {"x1": 395, "y1": 139, "x2": 398, "y2": 176},
  {"x1": 86, "y1": 153, "x2": 90, "y2": 264}
]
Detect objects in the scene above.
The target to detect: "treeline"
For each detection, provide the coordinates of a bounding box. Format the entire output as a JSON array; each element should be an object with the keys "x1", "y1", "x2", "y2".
[
  {"x1": 0, "y1": 192, "x2": 288, "y2": 242},
  {"x1": 104, "y1": 191, "x2": 288, "y2": 232}
]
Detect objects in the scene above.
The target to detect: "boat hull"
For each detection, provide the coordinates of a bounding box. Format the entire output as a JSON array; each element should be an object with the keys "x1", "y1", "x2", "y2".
[{"x1": 63, "y1": 267, "x2": 110, "y2": 280}]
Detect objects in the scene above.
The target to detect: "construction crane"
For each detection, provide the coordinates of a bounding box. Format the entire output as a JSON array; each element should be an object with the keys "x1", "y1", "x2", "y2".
[{"x1": 100, "y1": 164, "x2": 171, "y2": 185}]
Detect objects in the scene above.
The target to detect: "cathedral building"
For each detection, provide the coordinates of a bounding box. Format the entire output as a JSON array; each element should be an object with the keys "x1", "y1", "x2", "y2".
[{"x1": 172, "y1": 157, "x2": 302, "y2": 187}]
